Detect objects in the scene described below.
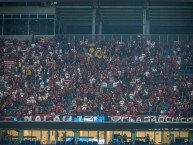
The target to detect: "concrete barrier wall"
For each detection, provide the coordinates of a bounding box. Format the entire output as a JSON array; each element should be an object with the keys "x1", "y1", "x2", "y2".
[
  {"x1": 0, "y1": 6, "x2": 55, "y2": 14},
  {"x1": 0, "y1": 35, "x2": 54, "y2": 40},
  {"x1": 0, "y1": 122, "x2": 193, "y2": 130}
]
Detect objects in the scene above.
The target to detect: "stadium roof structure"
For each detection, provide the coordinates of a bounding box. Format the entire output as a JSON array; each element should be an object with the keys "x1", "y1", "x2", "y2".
[
  {"x1": 0, "y1": 1, "x2": 193, "y2": 34},
  {"x1": 56, "y1": 2, "x2": 193, "y2": 22},
  {"x1": 56, "y1": 1, "x2": 193, "y2": 34}
]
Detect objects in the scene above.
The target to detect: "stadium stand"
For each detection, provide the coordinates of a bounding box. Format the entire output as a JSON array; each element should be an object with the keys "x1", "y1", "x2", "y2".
[
  {"x1": 0, "y1": 1, "x2": 193, "y2": 145},
  {"x1": 0, "y1": 36, "x2": 193, "y2": 118}
]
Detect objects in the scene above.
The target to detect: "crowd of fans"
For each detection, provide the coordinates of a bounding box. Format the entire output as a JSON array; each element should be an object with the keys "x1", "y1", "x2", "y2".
[{"x1": 0, "y1": 36, "x2": 193, "y2": 118}]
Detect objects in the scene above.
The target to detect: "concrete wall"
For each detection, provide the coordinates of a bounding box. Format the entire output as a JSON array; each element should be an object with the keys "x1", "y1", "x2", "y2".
[
  {"x1": 0, "y1": 35, "x2": 54, "y2": 40},
  {"x1": 0, "y1": 6, "x2": 55, "y2": 15}
]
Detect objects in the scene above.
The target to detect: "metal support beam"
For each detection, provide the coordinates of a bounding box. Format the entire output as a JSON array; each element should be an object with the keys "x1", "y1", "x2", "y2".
[
  {"x1": 57, "y1": 6, "x2": 91, "y2": 9},
  {"x1": 143, "y1": 9, "x2": 146, "y2": 35},
  {"x1": 48, "y1": 130, "x2": 50, "y2": 144},
  {"x1": 61, "y1": 20, "x2": 193, "y2": 26},
  {"x1": 40, "y1": 130, "x2": 42, "y2": 143},
  {"x1": 98, "y1": 21, "x2": 102, "y2": 41},
  {"x1": 92, "y1": 8, "x2": 96, "y2": 42},
  {"x1": 104, "y1": 131, "x2": 107, "y2": 144},
  {"x1": 92, "y1": 8, "x2": 96, "y2": 35},
  {"x1": 143, "y1": 2, "x2": 150, "y2": 35},
  {"x1": 54, "y1": 18, "x2": 56, "y2": 35},
  {"x1": 57, "y1": 21, "x2": 60, "y2": 34},
  {"x1": 2, "y1": 18, "x2": 4, "y2": 35},
  {"x1": 161, "y1": 131, "x2": 164, "y2": 144},
  {"x1": 146, "y1": 19, "x2": 150, "y2": 35},
  {"x1": 99, "y1": 21, "x2": 102, "y2": 35},
  {"x1": 28, "y1": 19, "x2": 29, "y2": 35},
  {"x1": 55, "y1": 130, "x2": 58, "y2": 142}
]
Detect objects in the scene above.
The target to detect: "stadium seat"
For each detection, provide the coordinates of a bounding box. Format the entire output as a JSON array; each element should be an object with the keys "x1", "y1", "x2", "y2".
[
  {"x1": 61, "y1": 141, "x2": 66, "y2": 145},
  {"x1": 31, "y1": 140, "x2": 36, "y2": 144},
  {"x1": 125, "y1": 142, "x2": 132, "y2": 145},
  {"x1": 26, "y1": 140, "x2": 31, "y2": 144},
  {"x1": 2, "y1": 140, "x2": 9, "y2": 144},
  {"x1": 36, "y1": 141, "x2": 41, "y2": 145},
  {"x1": 82, "y1": 141, "x2": 88, "y2": 145},
  {"x1": 93, "y1": 141, "x2": 98, "y2": 145},
  {"x1": 66, "y1": 141, "x2": 71, "y2": 145},
  {"x1": 56, "y1": 141, "x2": 61, "y2": 145},
  {"x1": 21, "y1": 140, "x2": 26, "y2": 144},
  {"x1": 78, "y1": 141, "x2": 82, "y2": 145},
  {"x1": 70, "y1": 140, "x2": 75, "y2": 145}
]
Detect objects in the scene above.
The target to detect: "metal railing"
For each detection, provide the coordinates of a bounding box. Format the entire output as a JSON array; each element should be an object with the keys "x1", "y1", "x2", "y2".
[
  {"x1": 0, "y1": 34, "x2": 193, "y2": 43},
  {"x1": 58, "y1": 34, "x2": 193, "y2": 44}
]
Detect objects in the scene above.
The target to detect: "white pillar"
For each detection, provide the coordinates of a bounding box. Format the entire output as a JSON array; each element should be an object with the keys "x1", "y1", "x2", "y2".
[
  {"x1": 74, "y1": 131, "x2": 79, "y2": 144},
  {"x1": 143, "y1": 8, "x2": 147, "y2": 35},
  {"x1": 143, "y1": 2, "x2": 150, "y2": 36},
  {"x1": 131, "y1": 131, "x2": 136, "y2": 142},
  {"x1": 18, "y1": 130, "x2": 23, "y2": 143}
]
